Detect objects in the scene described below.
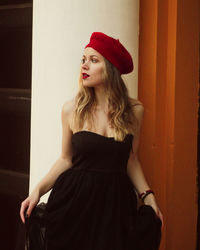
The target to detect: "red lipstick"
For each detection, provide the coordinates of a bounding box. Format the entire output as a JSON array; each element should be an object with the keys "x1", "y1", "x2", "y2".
[{"x1": 82, "y1": 73, "x2": 90, "y2": 79}]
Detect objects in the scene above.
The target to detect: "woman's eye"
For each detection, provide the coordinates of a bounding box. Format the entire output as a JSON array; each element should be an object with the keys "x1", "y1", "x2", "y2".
[{"x1": 82, "y1": 58, "x2": 97, "y2": 63}]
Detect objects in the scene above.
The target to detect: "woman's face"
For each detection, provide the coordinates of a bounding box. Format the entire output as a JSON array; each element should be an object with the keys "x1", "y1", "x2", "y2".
[{"x1": 81, "y1": 47, "x2": 106, "y2": 87}]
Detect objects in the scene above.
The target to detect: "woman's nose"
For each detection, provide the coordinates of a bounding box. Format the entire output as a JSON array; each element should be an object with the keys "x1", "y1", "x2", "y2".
[
  {"x1": 82, "y1": 63, "x2": 87, "y2": 68},
  {"x1": 82, "y1": 60, "x2": 89, "y2": 69}
]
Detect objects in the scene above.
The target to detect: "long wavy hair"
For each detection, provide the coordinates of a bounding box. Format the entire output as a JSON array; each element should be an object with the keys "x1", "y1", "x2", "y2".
[{"x1": 71, "y1": 57, "x2": 139, "y2": 142}]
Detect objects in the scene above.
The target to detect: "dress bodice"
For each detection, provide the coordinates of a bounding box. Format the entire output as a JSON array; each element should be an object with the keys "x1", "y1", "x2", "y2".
[{"x1": 71, "y1": 131, "x2": 134, "y2": 174}]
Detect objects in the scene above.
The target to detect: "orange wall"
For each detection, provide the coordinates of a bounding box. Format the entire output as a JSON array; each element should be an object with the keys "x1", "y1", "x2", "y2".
[{"x1": 138, "y1": 0, "x2": 199, "y2": 249}]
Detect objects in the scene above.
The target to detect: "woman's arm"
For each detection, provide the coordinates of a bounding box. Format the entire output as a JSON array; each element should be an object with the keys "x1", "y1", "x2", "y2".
[
  {"x1": 20, "y1": 99, "x2": 74, "y2": 222},
  {"x1": 127, "y1": 101, "x2": 164, "y2": 225},
  {"x1": 33, "y1": 157, "x2": 72, "y2": 197},
  {"x1": 32, "y1": 100, "x2": 74, "y2": 197},
  {"x1": 127, "y1": 156, "x2": 152, "y2": 197},
  {"x1": 127, "y1": 103, "x2": 151, "y2": 195}
]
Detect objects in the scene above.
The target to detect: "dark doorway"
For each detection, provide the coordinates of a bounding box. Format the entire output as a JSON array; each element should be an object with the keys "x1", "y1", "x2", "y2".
[{"x1": 0, "y1": 1, "x2": 32, "y2": 250}]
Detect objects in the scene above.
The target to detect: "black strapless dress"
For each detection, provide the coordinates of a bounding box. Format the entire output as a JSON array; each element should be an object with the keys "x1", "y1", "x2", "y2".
[{"x1": 44, "y1": 131, "x2": 162, "y2": 250}]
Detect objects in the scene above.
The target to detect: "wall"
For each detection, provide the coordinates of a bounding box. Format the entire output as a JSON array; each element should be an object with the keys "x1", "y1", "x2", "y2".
[
  {"x1": 139, "y1": 0, "x2": 199, "y2": 249},
  {"x1": 30, "y1": 0, "x2": 140, "y2": 202}
]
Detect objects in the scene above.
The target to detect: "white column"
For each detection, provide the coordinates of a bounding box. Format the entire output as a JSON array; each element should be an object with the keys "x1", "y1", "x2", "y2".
[{"x1": 30, "y1": 0, "x2": 139, "y2": 202}]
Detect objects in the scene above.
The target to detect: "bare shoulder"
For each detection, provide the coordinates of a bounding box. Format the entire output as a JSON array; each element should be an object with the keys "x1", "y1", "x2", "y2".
[
  {"x1": 62, "y1": 97, "x2": 76, "y2": 113},
  {"x1": 61, "y1": 97, "x2": 76, "y2": 131},
  {"x1": 128, "y1": 97, "x2": 144, "y2": 116}
]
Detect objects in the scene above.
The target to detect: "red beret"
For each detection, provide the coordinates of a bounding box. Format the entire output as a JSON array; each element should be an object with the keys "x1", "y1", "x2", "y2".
[{"x1": 84, "y1": 32, "x2": 134, "y2": 75}]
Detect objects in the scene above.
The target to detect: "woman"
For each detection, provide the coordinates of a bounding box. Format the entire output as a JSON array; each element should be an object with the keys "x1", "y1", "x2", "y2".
[{"x1": 20, "y1": 31, "x2": 164, "y2": 250}]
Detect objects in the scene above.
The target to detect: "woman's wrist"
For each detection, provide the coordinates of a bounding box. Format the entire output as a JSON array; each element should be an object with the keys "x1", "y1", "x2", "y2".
[
  {"x1": 33, "y1": 180, "x2": 53, "y2": 198},
  {"x1": 138, "y1": 189, "x2": 155, "y2": 202},
  {"x1": 142, "y1": 192, "x2": 155, "y2": 204},
  {"x1": 31, "y1": 185, "x2": 42, "y2": 198}
]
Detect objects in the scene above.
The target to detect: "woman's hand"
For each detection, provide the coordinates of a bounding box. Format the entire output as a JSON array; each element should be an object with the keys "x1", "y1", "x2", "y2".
[
  {"x1": 20, "y1": 188, "x2": 40, "y2": 224},
  {"x1": 143, "y1": 193, "x2": 164, "y2": 227}
]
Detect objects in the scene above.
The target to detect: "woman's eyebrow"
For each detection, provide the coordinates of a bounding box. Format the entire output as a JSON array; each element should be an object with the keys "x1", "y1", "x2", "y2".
[{"x1": 82, "y1": 55, "x2": 98, "y2": 58}]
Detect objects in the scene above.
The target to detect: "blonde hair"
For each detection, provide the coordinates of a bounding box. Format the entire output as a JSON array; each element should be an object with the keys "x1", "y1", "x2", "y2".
[{"x1": 71, "y1": 57, "x2": 139, "y2": 142}]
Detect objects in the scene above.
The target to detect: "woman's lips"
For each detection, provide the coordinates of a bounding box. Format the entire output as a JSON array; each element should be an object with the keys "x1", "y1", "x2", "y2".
[{"x1": 82, "y1": 73, "x2": 90, "y2": 79}]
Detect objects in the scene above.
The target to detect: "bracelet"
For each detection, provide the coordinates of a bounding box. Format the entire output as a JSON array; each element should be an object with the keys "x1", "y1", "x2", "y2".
[
  {"x1": 139, "y1": 189, "x2": 155, "y2": 201},
  {"x1": 141, "y1": 191, "x2": 155, "y2": 202}
]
